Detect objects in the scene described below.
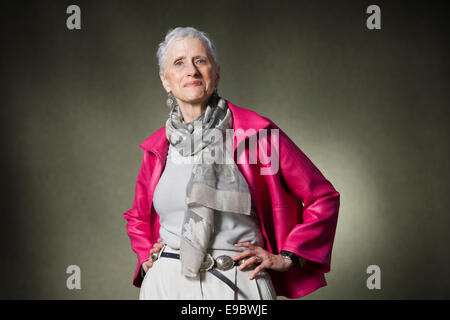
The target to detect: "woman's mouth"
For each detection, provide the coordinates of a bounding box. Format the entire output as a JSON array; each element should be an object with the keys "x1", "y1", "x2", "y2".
[{"x1": 184, "y1": 81, "x2": 203, "y2": 87}]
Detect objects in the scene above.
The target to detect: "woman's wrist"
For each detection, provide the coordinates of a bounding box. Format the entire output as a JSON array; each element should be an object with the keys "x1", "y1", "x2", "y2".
[
  {"x1": 279, "y1": 250, "x2": 301, "y2": 268},
  {"x1": 278, "y1": 254, "x2": 294, "y2": 270}
]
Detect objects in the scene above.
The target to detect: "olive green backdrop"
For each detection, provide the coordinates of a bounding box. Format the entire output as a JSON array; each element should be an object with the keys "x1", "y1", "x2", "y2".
[{"x1": 1, "y1": 0, "x2": 448, "y2": 299}]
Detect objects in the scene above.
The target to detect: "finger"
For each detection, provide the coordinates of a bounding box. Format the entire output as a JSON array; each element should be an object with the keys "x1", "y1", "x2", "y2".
[
  {"x1": 143, "y1": 261, "x2": 153, "y2": 272},
  {"x1": 232, "y1": 249, "x2": 255, "y2": 261},
  {"x1": 234, "y1": 242, "x2": 253, "y2": 249},
  {"x1": 158, "y1": 237, "x2": 163, "y2": 243},
  {"x1": 249, "y1": 263, "x2": 267, "y2": 280},
  {"x1": 238, "y1": 256, "x2": 261, "y2": 271},
  {"x1": 149, "y1": 248, "x2": 160, "y2": 257}
]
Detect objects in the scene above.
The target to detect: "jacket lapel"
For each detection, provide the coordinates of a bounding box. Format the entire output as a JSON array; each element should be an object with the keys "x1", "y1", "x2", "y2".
[{"x1": 139, "y1": 126, "x2": 168, "y2": 158}]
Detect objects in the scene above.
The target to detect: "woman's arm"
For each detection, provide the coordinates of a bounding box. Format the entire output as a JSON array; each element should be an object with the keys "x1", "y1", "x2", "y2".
[
  {"x1": 123, "y1": 151, "x2": 154, "y2": 286},
  {"x1": 278, "y1": 129, "x2": 340, "y2": 273},
  {"x1": 233, "y1": 127, "x2": 339, "y2": 279}
]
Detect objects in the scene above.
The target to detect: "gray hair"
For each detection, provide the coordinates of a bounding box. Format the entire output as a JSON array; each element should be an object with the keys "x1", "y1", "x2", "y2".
[{"x1": 157, "y1": 26, "x2": 219, "y2": 75}]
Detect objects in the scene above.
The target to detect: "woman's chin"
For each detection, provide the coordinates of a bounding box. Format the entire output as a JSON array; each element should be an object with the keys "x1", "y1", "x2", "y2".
[{"x1": 180, "y1": 93, "x2": 210, "y2": 105}]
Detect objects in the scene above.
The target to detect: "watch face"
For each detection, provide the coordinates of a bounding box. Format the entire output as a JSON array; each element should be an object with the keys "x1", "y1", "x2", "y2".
[{"x1": 280, "y1": 251, "x2": 298, "y2": 266}]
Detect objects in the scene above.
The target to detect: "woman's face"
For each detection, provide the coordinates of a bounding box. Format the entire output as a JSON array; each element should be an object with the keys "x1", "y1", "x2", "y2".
[{"x1": 160, "y1": 37, "x2": 219, "y2": 107}]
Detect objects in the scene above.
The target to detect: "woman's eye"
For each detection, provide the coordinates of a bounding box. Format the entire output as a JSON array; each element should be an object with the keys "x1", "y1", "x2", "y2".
[
  {"x1": 175, "y1": 61, "x2": 183, "y2": 66},
  {"x1": 196, "y1": 59, "x2": 206, "y2": 64}
]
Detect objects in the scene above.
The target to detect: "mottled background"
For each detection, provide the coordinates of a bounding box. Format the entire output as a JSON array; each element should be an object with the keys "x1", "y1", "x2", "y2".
[{"x1": 0, "y1": 0, "x2": 448, "y2": 299}]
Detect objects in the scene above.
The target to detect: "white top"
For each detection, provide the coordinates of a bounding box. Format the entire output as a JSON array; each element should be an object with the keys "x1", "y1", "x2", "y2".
[{"x1": 153, "y1": 144, "x2": 264, "y2": 251}]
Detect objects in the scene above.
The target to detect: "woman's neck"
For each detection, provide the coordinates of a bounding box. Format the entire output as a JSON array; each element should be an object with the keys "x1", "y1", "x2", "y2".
[{"x1": 178, "y1": 101, "x2": 207, "y2": 123}]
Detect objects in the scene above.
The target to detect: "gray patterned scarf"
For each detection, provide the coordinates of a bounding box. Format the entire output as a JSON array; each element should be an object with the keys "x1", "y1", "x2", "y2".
[{"x1": 165, "y1": 92, "x2": 252, "y2": 277}]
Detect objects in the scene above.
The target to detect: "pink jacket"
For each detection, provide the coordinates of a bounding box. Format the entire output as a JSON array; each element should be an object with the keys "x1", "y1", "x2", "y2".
[{"x1": 123, "y1": 101, "x2": 340, "y2": 299}]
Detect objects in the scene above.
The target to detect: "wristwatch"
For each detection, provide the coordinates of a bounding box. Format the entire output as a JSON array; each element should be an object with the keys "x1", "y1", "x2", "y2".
[{"x1": 279, "y1": 250, "x2": 301, "y2": 267}]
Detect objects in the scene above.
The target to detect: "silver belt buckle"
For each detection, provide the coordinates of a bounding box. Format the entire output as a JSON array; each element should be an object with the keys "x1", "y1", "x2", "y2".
[
  {"x1": 199, "y1": 253, "x2": 215, "y2": 271},
  {"x1": 199, "y1": 253, "x2": 236, "y2": 272},
  {"x1": 151, "y1": 251, "x2": 159, "y2": 262},
  {"x1": 215, "y1": 255, "x2": 235, "y2": 271}
]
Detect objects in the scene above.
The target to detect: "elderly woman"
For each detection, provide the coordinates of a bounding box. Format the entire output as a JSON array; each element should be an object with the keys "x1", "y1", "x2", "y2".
[{"x1": 123, "y1": 26, "x2": 340, "y2": 300}]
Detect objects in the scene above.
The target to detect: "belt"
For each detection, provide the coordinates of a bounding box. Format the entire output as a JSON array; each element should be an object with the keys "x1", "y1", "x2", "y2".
[{"x1": 152, "y1": 250, "x2": 253, "y2": 293}]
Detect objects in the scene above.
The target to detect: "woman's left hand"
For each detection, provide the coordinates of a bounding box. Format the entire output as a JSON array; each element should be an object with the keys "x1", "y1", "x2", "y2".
[{"x1": 233, "y1": 242, "x2": 293, "y2": 280}]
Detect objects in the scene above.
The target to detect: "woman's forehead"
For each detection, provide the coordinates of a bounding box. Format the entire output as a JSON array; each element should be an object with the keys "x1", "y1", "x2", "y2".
[{"x1": 166, "y1": 38, "x2": 209, "y2": 59}]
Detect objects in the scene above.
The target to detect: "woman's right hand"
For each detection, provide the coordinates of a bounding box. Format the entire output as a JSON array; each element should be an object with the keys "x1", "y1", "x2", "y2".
[{"x1": 142, "y1": 238, "x2": 165, "y2": 273}]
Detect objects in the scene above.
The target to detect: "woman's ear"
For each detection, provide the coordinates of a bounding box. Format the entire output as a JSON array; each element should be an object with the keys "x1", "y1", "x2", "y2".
[
  {"x1": 214, "y1": 66, "x2": 221, "y2": 88},
  {"x1": 159, "y1": 72, "x2": 171, "y2": 93}
]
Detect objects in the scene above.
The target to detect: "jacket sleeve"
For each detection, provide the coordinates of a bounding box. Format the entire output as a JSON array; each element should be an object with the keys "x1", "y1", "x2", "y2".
[
  {"x1": 123, "y1": 151, "x2": 153, "y2": 287},
  {"x1": 278, "y1": 129, "x2": 340, "y2": 273}
]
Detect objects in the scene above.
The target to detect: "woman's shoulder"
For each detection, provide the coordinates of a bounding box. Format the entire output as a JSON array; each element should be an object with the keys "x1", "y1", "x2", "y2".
[
  {"x1": 138, "y1": 126, "x2": 167, "y2": 152},
  {"x1": 226, "y1": 100, "x2": 278, "y2": 131}
]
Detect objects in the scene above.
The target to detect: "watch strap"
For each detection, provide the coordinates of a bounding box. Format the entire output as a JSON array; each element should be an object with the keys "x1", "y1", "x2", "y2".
[{"x1": 280, "y1": 250, "x2": 301, "y2": 267}]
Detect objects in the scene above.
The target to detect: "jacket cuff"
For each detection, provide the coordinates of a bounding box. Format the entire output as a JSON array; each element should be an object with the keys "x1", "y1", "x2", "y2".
[
  {"x1": 139, "y1": 265, "x2": 146, "y2": 278},
  {"x1": 279, "y1": 250, "x2": 307, "y2": 268}
]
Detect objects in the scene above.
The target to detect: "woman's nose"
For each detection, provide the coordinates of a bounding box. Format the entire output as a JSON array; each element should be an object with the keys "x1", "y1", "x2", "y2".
[{"x1": 185, "y1": 61, "x2": 200, "y2": 76}]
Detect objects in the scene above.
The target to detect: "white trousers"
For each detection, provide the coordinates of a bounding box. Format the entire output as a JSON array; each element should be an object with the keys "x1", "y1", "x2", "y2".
[{"x1": 139, "y1": 245, "x2": 277, "y2": 300}]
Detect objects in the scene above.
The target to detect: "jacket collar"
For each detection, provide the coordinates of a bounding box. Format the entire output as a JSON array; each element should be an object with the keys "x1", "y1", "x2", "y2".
[{"x1": 139, "y1": 100, "x2": 272, "y2": 156}]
